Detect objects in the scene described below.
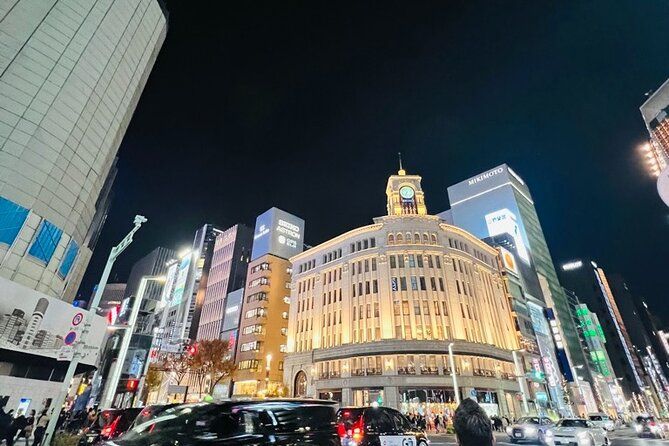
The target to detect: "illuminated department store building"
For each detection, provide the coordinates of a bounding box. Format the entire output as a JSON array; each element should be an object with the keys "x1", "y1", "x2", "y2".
[{"x1": 283, "y1": 166, "x2": 523, "y2": 416}]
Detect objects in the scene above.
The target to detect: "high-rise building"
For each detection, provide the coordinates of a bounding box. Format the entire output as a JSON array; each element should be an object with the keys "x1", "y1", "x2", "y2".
[
  {"x1": 283, "y1": 167, "x2": 523, "y2": 417},
  {"x1": 233, "y1": 208, "x2": 305, "y2": 397},
  {"x1": 564, "y1": 289, "x2": 626, "y2": 416},
  {"x1": 154, "y1": 225, "x2": 223, "y2": 355},
  {"x1": 92, "y1": 283, "x2": 126, "y2": 319},
  {"x1": 0, "y1": 0, "x2": 167, "y2": 301},
  {"x1": 640, "y1": 78, "x2": 669, "y2": 206},
  {"x1": 446, "y1": 165, "x2": 584, "y2": 384},
  {"x1": 197, "y1": 224, "x2": 253, "y2": 341},
  {"x1": 559, "y1": 260, "x2": 650, "y2": 401}
]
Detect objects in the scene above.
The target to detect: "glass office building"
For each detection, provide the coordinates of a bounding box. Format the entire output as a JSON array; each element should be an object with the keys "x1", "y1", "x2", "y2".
[{"x1": 446, "y1": 165, "x2": 586, "y2": 382}]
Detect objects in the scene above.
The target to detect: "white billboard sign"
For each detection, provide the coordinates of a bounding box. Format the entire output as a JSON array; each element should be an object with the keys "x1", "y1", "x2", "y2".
[{"x1": 0, "y1": 276, "x2": 106, "y2": 365}]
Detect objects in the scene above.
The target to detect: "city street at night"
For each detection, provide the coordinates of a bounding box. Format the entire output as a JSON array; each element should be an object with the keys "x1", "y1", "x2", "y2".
[{"x1": 1, "y1": 1, "x2": 669, "y2": 446}]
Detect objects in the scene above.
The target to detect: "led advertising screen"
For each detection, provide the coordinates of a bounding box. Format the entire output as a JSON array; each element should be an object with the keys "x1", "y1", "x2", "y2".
[
  {"x1": 171, "y1": 255, "x2": 191, "y2": 306},
  {"x1": 251, "y1": 207, "x2": 305, "y2": 261},
  {"x1": 0, "y1": 276, "x2": 106, "y2": 365},
  {"x1": 222, "y1": 288, "x2": 244, "y2": 332}
]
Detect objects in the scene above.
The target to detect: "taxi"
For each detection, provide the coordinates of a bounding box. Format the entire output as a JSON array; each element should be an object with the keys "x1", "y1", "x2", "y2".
[{"x1": 336, "y1": 405, "x2": 429, "y2": 446}]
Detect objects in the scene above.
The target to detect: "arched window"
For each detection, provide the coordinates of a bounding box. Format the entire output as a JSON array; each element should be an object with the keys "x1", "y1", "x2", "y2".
[
  {"x1": 405, "y1": 232, "x2": 412, "y2": 243},
  {"x1": 430, "y1": 234, "x2": 437, "y2": 245},
  {"x1": 388, "y1": 234, "x2": 394, "y2": 245},
  {"x1": 422, "y1": 233, "x2": 429, "y2": 244},
  {"x1": 396, "y1": 233, "x2": 404, "y2": 243},
  {"x1": 414, "y1": 233, "x2": 421, "y2": 244},
  {"x1": 294, "y1": 371, "x2": 308, "y2": 397}
]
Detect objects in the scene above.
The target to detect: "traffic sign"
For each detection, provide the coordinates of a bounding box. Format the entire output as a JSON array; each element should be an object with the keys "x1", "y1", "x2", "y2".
[{"x1": 64, "y1": 331, "x2": 77, "y2": 345}]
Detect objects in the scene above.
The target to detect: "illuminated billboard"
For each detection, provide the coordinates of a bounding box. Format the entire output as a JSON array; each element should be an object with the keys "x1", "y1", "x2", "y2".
[
  {"x1": 251, "y1": 207, "x2": 305, "y2": 261},
  {"x1": 0, "y1": 276, "x2": 106, "y2": 365},
  {"x1": 171, "y1": 255, "x2": 191, "y2": 306},
  {"x1": 485, "y1": 209, "x2": 529, "y2": 263}
]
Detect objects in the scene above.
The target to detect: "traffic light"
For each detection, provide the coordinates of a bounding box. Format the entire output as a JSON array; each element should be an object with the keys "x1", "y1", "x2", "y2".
[{"x1": 187, "y1": 343, "x2": 198, "y2": 356}]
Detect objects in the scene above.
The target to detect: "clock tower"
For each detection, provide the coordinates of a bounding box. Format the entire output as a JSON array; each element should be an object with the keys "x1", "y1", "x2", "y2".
[{"x1": 386, "y1": 157, "x2": 428, "y2": 216}]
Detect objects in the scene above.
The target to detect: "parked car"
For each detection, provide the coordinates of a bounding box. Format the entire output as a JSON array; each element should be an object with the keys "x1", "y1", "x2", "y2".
[
  {"x1": 587, "y1": 413, "x2": 615, "y2": 432},
  {"x1": 336, "y1": 406, "x2": 429, "y2": 446},
  {"x1": 505, "y1": 416, "x2": 554, "y2": 444},
  {"x1": 548, "y1": 418, "x2": 609, "y2": 446},
  {"x1": 634, "y1": 415, "x2": 666, "y2": 439},
  {"x1": 79, "y1": 408, "x2": 142, "y2": 446},
  {"x1": 106, "y1": 399, "x2": 339, "y2": 446}
]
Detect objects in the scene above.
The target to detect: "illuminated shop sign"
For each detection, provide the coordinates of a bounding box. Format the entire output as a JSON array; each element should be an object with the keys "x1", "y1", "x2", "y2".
[
  {"x1": 485, "y1": 209, "x2": 530, "y2": 264},
  {"x1": 251, "y1": 207, "x2": 305, "y2": 261}
]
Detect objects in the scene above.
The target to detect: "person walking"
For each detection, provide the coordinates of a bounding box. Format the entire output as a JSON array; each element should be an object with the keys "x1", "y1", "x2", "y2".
[
  {"x1": 16, "y1": 410, "x2": 34, "y2": 445},
  {"x1": 31, "y1": 412, "x2": 49, "y2": 446}
]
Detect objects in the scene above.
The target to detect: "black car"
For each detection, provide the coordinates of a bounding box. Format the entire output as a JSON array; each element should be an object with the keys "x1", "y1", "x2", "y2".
[
  {"x1": 130, "y1": 404, "x2": 180, "y2": 429},
  {"x1": 79, "y1": 408, "x2": 142, "y2": 446},
  {"x1": 106, "y1": 399, "x2": 339, "y2": 446},
  {"x1": 336, "y1": 406, "x2": 429, "y2": 446}
]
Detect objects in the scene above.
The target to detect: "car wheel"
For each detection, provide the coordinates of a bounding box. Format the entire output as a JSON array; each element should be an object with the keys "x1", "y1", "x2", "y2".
[{"x1": 418, "y1": 441, "x2": 429, "y2": 446}]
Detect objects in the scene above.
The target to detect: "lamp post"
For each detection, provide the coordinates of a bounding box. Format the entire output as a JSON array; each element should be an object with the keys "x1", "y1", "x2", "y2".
[
  {"x1": 100, "y1": 275, "x2": 165, "y2": 409},
  {"x1": 44, "y1": 216, "x2": 147, "y2": 446},
  {"x1": 448, "y1": 343, "x2": 460, "y2": 405},
  {"x1": 512, "y1": 349, "x2": 530, "y2": 414}
]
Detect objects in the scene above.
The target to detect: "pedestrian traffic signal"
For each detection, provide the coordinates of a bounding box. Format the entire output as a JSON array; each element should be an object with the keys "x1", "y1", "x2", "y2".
[{"x1": 126, "y1": 379, "x2": 139, "y2": 391}]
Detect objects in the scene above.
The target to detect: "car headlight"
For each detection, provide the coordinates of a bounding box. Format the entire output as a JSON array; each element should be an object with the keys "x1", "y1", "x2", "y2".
[
  {"x1": 545, "y1": 429, "x2": 554, "y2": 437},
  {"x1": 506, "y1": 427, "x2": 513, "y2": 435},
  {"x1": 634, "y1": 424, "x2": 642, "y2": 432},
  {"x1": 524, "y1": 427, "x2": 538, "y2": 435}
]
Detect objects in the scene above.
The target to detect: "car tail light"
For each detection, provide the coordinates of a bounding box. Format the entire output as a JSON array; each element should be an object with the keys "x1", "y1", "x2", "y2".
[
  {"x1": 337, "y1": 414, "x2": 364, "y2": 442},
  {"x1": 101, "y1": 415, "x2": 120, "y2": 438},
  {"x1": 650, "y1": 421, "x2": 656, "y2": 427}
]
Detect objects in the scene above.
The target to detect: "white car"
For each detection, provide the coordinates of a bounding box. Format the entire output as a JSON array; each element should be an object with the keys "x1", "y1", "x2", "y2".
[
  {"x1": 547, "y1": 418, "x2": 609, "y2": 446},
  {"x1": 588, "y1": 413, "x2": 615, "y2": 431}
]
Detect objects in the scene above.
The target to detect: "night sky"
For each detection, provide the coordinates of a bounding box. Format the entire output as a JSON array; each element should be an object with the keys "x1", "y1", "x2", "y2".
[{"x1": 79, "y1": 1, "x2": 669, "y2": 323}]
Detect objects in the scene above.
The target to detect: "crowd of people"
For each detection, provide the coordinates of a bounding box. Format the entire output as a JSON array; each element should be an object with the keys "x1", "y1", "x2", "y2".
[{"x1": 0, "y1": 408, "x2": 49, "y2": 446}]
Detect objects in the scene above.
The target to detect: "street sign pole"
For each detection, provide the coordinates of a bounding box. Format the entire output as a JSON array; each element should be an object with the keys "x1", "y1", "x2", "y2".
[{"x1": 43, "y1": 216, "x2": 147, "y2": 446}]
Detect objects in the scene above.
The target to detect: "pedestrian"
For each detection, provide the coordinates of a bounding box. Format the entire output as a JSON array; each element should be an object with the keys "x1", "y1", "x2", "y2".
[
  {"x1": 16, "y1": 410, "x2": 34, "y2": 445},
  {"x1": 434, "y1": 413, "x2": 441, "y2": 433},
  {"x1": 31, "y1": 411, "x2": 49, "y2": 446},
  {"x1": 453, "y1": 398, "x2": 494, "y2": 446},
  {"x1": 0, "y1": 407, "x2": 11, "y2": 446}
]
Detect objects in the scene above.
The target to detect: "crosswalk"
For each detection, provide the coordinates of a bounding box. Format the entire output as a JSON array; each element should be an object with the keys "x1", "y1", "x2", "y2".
[{"x1": 427, "y1": 429, "x2": 669, "y2": 445}]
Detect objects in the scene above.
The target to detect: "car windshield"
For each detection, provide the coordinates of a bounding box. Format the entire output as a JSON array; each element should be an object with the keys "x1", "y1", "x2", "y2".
[
  {"x1": 557, "y1": 419, "x2": 589, "y2": 428},
  {"x1": 121, "y1": 404, "x2": 214, "y2": 442},
  {"x1": 517, "y1": 417, "x2": 540, "y2": 425},
  {"x1": 637, "y1": 416, "x2": 654, "y2": 423}
]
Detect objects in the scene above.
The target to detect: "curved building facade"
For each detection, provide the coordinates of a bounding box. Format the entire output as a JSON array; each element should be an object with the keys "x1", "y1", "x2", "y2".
[
  {"x1": 284, "y1": 167, "x2": 522, "y2": 416},
  {"x1": 0, "y1": 0, "x2": 167, "y2": 300}
]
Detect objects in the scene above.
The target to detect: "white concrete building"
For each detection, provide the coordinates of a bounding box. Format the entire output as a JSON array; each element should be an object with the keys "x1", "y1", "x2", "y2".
[
  {"x1": 284, "y1": 166, "x2": 523, "y2": 417},
  {"x1": 0, "y1": 0, "x2": 167, "y2": 301}
]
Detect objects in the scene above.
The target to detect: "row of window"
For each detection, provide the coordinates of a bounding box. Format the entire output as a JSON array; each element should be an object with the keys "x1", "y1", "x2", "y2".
[
  {"x1": 246, "y1": 292, "x2": 267, "y2": 303},
  {"x1": 389, "y1": 253, "x2": 441, "y2": 269},
  {"x1": 323, "y1": 248, "x2": 343, "y2": 264},
  {"x1": 391, "y1": 276, "x2": 445, "y2": 292},
  {"x1": 250, "y1": 262, "x2": 269, "y2": 273},
  {"x1": 350, "y1": 237, "x2": 376, "y2": 253},
  {"x1": 248, "y1": 277, "x2": 269, "y2": 287},
  {"x1": 351, "y1": 258, "x2": 377, "y2": 275},
  {"x1": 387, "y1": 232, "x2": 438, "y2": 245},
  {"x1": 0, "y1": 196, "x2": 79, "y2": 279},
  {"x1": 351, "y1": 279, "x2": 379, "y2": 297},
  {"x1": 297, "y1": 258, "x2": 317, "y2": 274}
]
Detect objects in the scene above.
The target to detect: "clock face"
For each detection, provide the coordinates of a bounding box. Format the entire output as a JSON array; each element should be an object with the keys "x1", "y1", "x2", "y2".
[{"x1": 399, "y1": 186, "x2": 415, "y2": 199}]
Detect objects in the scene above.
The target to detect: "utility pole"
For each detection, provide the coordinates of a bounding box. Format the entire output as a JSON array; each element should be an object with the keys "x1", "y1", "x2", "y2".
[{"x1": 44, "y1": 216, "x2": 147, "y2": 446}]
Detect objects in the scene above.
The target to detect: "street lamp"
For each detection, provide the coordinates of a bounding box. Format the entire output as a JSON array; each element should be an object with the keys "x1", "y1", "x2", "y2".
[
  {"x1": 100, "y1": 275, "x2": 165, "y2": 409},
  {"x1": 44, "y1": 216, "x2": 147, "y2": 446},
  {"x1": 448, "y1": 343, "x2": 460, "y2": 406},
  {"x1": 512, "y1": 349, "x2": 530, "y2": 414}
]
